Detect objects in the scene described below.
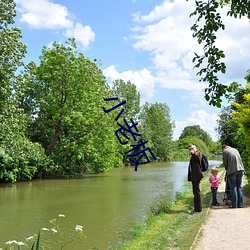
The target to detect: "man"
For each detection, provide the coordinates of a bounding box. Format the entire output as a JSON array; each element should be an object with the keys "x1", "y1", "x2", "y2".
[
  {"x1": 222, "y1": 144, "x2": 244, "y2": 208},
  {"x1": 188, "y1": 143, "x2": 204, "y2": 214}
]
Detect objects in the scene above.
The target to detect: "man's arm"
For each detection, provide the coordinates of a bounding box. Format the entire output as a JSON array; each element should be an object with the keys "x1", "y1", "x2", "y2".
[{"x1": 222, "y1": 152, "x2": 228, "y2": 171}]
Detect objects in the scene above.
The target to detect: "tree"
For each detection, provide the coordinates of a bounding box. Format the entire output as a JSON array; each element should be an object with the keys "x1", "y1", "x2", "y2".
[
  {"x1": 216, "y1": 72, "x2": 250, "y2": 149},
  {"x1": 190, "y1": 0, "x2": 250, "y2": 107},
  {"x1": 216, "y1": 106, "x2": 240, "y2": 147},
  {"x1": 111, "y1": 79, "x2": 140, "y2": 121},
  {"x1": 0, "y1": 0, "x2": 27, "y2": 109},
  {"x1": 179, "y1": 125, "x2": 212, "y2": 146},
  {"x1": 24, "y1": 39, "x2": 122, "y2": 175},
  {"x1": 0, "y1": 0, "x2": 48, "y2": 183},
  {"x1": 139, "y1": 102, "x2": 174, "y2": 161},
  {"x1": 109, "y1": 79, "x2": 141, "y2": 166},
  {"x1": 231, "y1": 79, "x2": 250, "y2": 176},
  {"x1": 178, "y1": 136, "x2": 209, "y2": 156}
]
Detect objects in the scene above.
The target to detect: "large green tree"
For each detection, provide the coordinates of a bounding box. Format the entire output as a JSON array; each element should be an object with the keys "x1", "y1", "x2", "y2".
[
  {"x1": 110, "y1": 79, "x2": 141, "y2": 166},
  {"x1": 190, "y1": 0, "x2": 250, "y2": 107},
  {"x1": 112, "y1": 79, "x2": 140, "y2": 121},
  {"x1": 178, "y1": 136, "x2": 209, "y2": 156},
  {"x1": 0, "y1": 0, "x2": 47, "y2": 183},
  {"x1": 139, "y1": 102, "x2": 174, "y2": 161},
  {"x1": 179, "y1": 125, "x2": 212, "y2": 146},
  {"x1": 24, "y1": 39, "x2": 122, "y2": 175},
  {"x1": 0, "y1": 0, "x2": 26, "y2": 108}
]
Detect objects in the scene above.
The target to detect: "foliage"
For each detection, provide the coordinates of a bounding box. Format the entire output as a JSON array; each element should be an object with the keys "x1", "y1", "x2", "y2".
[
  {"x1": 112, "y1": 79, "x2": 140, "y2": 121},
  {"x1": 189, "y1": 0, "x2": 250, "y2": 107},
  {"x1": 111, "y1": 79, "x2": 141, "y2": 166},
  {"x1": 209, "y1": 141, "x2": 222, "y2": 154},
  {"x1": 216, "y1": 106, "x2": 240, "y2": 147},
  {"x1": 23, "y1": 39, "x2": 122, "y2": 175},
  {"x1": 178, "y1": 136, "x2": 209, "y2": 156},
  {"x1": 139, "y1": 102, "x2": 174, "y2": 161},
  {"x1": 171, "y1": 148, "x2": 190, "y2": 161},
  {"x1": 231, "y1": 81, "x2": 250, "y2": 176},
  {"x1": 216, "y1": 73, "x2": 250, "y2": 176},
  {"x1": 179, "y1": 125, "x2": 212, "y2": 146},
  {"x1": 0, "y1": 0, "x2": 49, "y2": 182},
  {"x1": 0, "y1": 0, "x2": 27, "y2": 109}
]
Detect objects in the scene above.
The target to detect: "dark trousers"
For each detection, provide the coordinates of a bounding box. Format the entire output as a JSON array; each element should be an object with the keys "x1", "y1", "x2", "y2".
[
  {"x1": 228, "y1": 170, "x2": 244, "y2": 208},
  {"x1": 192, "y1": 181, "x2": 202, "y2": 212},
  {"x1": 211, "y1": 187, "x2": 218, "y2": 205}
]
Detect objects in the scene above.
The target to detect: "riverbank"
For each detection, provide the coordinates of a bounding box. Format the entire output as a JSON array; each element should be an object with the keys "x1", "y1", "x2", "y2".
[{"x1": 111, "y1": 168, "x2": 224, "y2": 249}]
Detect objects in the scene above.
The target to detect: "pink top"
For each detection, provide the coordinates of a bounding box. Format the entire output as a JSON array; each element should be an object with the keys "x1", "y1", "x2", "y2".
[{"x1": 209, "y1": 175, "x2": 219, "y2": 188}]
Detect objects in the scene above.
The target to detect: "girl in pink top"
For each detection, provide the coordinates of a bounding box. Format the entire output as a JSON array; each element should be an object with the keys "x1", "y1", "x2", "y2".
[{"x1": 209, "y1": 168, "x2": 220, "y2": 206}]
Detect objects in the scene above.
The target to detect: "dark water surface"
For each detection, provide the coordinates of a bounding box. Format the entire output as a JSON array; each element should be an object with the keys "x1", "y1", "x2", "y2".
[{"x1": 0, "y1": 160, "x2": 221, "y2": 249}]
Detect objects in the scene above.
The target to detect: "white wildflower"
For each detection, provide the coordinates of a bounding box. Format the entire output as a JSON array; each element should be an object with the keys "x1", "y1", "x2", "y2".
[
  {"x1": 26, "y1": 236, "x2": 34, "y2": 241},
  {"x1": 58, "y1": 214, "x2": 65, "y2": 217},
  {"x1": 51, "y1": 228, "x2": 58, "y2": 233},
  {"x1": 17, "y1": 242, "x2": 25, "y2": 246},
  {"x1": 75, "y1": 225, "x2": 83, "y2": 231},
  {"x1": 42, "y1": 227, "x2": 50, "y2": 231},
  {"x1": 6, "y1": 240, "x2": 17, "y2": 245}
]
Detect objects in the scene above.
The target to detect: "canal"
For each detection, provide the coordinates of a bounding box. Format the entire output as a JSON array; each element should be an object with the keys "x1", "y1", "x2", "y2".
[{"x1": 0, "y1": 160, "x2": 221, "y2": 249}]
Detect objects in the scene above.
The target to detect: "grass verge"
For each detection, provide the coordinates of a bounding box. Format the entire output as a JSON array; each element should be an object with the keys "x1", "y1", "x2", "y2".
[{"x1": 110, "y1": 169, "x2": 225, "y2": 250}]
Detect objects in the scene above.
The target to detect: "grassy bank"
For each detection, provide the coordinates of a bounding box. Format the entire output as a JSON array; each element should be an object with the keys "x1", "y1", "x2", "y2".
[{"x1": 110, "y1": 169, "x2": 225, "y2": 250}]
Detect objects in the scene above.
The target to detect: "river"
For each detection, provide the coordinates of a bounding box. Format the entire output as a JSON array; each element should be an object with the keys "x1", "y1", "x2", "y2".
[{"x1": 0, "y1": 160, "x2": 222, "y2": 249}]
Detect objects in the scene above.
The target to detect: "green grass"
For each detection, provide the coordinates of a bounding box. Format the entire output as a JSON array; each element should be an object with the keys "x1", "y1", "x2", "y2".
[{"x1": 110, "y1": 170, "x2": 225, "y2": 250}]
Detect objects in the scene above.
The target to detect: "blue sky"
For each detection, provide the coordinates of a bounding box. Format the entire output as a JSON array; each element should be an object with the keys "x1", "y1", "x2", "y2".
[{"x1": 14, "y1": 0, "x2": 250, "y2": 141}]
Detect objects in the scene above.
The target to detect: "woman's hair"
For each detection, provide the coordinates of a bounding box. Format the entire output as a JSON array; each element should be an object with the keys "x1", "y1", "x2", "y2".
[{"x1": 211, "y1": 167, "x2": 218, "y2": 174}]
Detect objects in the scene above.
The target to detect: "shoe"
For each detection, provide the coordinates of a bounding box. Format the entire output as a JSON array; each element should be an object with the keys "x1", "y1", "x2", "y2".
[
  {"x1": 228, "y1": 205, "x2": 236, "y2": 208},
  {"x1": 238, "y1": 205, "x2": 243, "y2": 208},
  {"x1": 190, "y1": 209, "x2": 201, "y2": 214},
  {"x1": 212, "y1": 203, "x2": 220, "y2": 206}
]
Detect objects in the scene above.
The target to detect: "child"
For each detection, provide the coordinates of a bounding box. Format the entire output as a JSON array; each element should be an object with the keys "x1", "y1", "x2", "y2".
[{"x1": 209, "y1": 168, "x2": 220, "y2": 206}]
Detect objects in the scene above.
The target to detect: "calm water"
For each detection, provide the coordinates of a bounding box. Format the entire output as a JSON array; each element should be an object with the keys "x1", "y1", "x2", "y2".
[{"x1": 0, "y1": 160, "x2": 221, "y2": 249}]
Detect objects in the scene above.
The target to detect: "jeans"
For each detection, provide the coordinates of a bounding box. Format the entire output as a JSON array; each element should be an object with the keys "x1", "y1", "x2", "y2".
[
  {"x1": 228, "y1": 170, "x2": 244, "y2": 208},
  {"x1": 192, "y1": 181, "x2": 202, "y2": 212},
  {"x1": 211, "y1": 187, "x2": 218, "y2": 205}
]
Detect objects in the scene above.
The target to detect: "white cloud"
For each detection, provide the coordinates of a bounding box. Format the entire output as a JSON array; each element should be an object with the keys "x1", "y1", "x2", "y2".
[
  {"x1": 103, "y1": 65, "x2": 155, "y2": 103},
  {"x1": 214, "y1": 7, "x2": 250, "y2": 81},
  {"x1": 16, "y1": 0, "x2": 95, "y2": 49},
  {"x1": 173, "y1": 110, "x2": 219, "y2": 141},
  {"x1": 16, "y1": 0, "x2": 73, "y2": 29},
  {"x1": 65, "y1": 22, "x2": 95, "y2": 48},
  {"x1": 130, "y1": 0, "x2": 250, "y2": 96}
]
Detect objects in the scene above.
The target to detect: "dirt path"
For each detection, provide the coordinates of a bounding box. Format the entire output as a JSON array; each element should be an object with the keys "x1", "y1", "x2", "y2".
[{"x1": 192, "y1": 174, "x2": 250, "y2": 250}]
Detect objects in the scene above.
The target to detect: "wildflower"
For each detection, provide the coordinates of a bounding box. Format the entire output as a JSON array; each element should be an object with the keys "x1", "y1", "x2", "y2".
[
  {"x1": 75, "y1": 225, "x2": 83, "y2": 232},
  {"x1": 51, "y1": 228, "x2": 58, "y2": 233},
  {"x1": 42, "y1": 228, "x2": 50, "y2": 231},
  {"x1": 6, "y1": 240, "x2": 17, "y2": 245},
  {"x1": 58, "y1": 214, "x2": 65, "y2": 217},
  {"x1": 17, "y1": 242, "x2": 25, "y2": 246},
  {"x1": 26, "y1": 236, "x2": 34, "y2": 241}
]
